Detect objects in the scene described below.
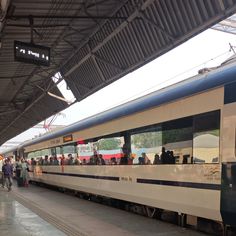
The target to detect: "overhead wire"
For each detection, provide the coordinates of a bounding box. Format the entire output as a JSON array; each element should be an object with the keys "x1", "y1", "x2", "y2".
[{"x1": 103, "y1": 48, "x2": 234, "y2": 110}]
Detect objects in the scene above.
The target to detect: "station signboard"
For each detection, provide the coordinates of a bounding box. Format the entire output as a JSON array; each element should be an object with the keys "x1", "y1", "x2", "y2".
[
  {"x1": 14, "y1": 40, "x2": 50, "y2": 66},
  {"x1": 63, "y1": 134, "x2": 73, "y2": 143}
]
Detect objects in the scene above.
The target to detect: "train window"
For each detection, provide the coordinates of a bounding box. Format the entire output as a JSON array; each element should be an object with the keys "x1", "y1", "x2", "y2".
[
  {"x1": 35, "y1": 150, "x2": 42, "y2": 158},
  {"x1": 194, "y1": 111, "x2": 220, "y2": 132},
  {"x1": 131, "y1": 124, "x2": 161, "y2": 135},
  {"x1": 77, "y1": 137, "x2": 124, "y2": 164},
  {"x1": 131, "y1": 128, "x2": 162, "y2": 164},
  {"x1": 62, "y1": 144, "x2": 77, "y2": 156},
  {"x1": 130, "y1": 117, "x2": 193, "y2": 164},
  {"x1": 56, "y1": 147, "x2": 61, "y2": 155},
  {"x1": 193, "y1": 111, "x2": 220, "y2": 163},
  {"x1": 78, "y1": 141, "x2": 95, "y2": 164},
  {"x1": 28, "y1": 152, "x2": 35, "y2": 159},
  {"x1": 41, "y1": 149, "x2": 50, "y2": 156},
  {"x1": 97, "y1": 137, "x2": 124, "y2": 164},
  {"x1": 51, "y1": 147, "x2": 56, "y2": 156},
  {"x1": 162, "y1": 117, "x2": 193, "y2": 164}
]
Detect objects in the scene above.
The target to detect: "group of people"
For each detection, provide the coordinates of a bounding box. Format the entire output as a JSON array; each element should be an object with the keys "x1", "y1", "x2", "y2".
[
  {"x1": 87, "y1": 153, "x2": 106, "y2": 165},
  {"x1": 15, "y1": 157, "x2": 30, "y2": 187},
  {"x1": 34, "y1": 154, "x2": 81, "y2": 166},
  {"x1": 27, "y1": 146, "x2": 177, "y2": 168},
  {"x1": 1, "y1": 157, "x2": 30, "y2": 191},
  {"x1": 33, "y1": 153, "x2": 107, "y2": 166},
  {"x1": 153, "y1": 147, "x2": 176, "y2": 164},
  {"x1": 138, "y1": 152, "x2": 151, "y2": 165},
  {"x1": 137, "y1": 147, "x2": 176, "y2": 165}
]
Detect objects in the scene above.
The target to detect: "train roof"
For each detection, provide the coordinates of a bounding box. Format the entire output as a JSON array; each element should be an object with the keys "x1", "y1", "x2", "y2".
[{"x1": 10, "y1": 57, "x2": 236, "y2": 149}]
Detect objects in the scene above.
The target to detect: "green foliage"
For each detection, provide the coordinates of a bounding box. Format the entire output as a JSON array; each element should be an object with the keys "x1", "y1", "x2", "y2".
[
  {"x1": 162, "y1": 127, "x2": 192, "y2": 144},
  {"x1": 194, "y1": 129, "x2": 219, "y2": 137},
  {"x1": 131, "y1": 128, "x2": 193, "y2": 148},
  {"x1": 98, "y1": 138, "x2": 121, "y2": 150},
  {"x1": 132, "y1": 132, "x2": 162, "y2": 148}
]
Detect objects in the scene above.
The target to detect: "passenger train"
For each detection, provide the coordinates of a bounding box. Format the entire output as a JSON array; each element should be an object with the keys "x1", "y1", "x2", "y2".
[{"x1": 2, "y1": 57, "x2": 236, "y2": 234}]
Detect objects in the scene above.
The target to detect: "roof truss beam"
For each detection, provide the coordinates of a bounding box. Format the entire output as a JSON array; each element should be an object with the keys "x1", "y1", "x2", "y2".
[
  {"x1": 139, "y1": 12, "x2": 174, "y2": 40},
  {"x1": 64, "y1": 0, "x2": 155, "y2": 77}
]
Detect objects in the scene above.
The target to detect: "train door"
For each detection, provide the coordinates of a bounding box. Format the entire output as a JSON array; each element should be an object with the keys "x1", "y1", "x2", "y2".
[{"x1": 221, "y1": 82, "x2": 236, "y2": 227}]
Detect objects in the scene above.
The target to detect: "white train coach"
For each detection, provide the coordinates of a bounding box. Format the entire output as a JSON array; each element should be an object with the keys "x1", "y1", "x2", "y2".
[{"x1": 2, "y1": 57, "x2": 236, "y2": 234}]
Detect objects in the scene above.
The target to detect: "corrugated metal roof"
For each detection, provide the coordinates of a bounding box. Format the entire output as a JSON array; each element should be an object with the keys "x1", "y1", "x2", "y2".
[
  {"x1": 1, "y1": 0, "x2": 236, "y2": 145},
  {"x1": 61, "y1": 0, "x2": 236, "y2": 101}
]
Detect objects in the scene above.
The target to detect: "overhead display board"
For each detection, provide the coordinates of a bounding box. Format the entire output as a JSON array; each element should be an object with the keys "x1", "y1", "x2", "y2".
[
  {"x1": 63, "y1": 134, "x2": 73, "y2": 143},
  {"x1": 14, "y1": 40, "x2": 50, "y2": 66}
]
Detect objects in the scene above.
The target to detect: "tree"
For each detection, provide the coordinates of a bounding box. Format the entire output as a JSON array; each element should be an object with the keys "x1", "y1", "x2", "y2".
[
  {"x1": 98, "y1": 138, "x2": 121, "y2": 150},
  {"x1": 162, "y1": 127, "x2": 192, "y2": 144},
  {"x1": 131, "y1": 127, "x2": 193, "y2": 148},
  {"x1": 132, "y1": 132, "x2": 162, "y2": 148}
]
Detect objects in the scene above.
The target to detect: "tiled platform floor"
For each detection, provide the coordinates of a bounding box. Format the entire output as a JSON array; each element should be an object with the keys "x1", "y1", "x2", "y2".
[
  {"x1": 9, "y1": 183, "x2": 207, "y2": 236},
  {"x1": 0, "y1": 187, "x2": 65, "y2": 236}
]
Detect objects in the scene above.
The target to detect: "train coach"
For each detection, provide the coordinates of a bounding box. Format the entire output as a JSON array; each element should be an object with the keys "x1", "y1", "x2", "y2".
[{"x1": 2, "y1": 57, "x2": 236, "y2": 234}]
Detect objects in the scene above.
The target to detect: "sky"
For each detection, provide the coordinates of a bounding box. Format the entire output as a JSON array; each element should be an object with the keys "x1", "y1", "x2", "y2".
[{"x1": 1, "y1": 28, "x2": 236, "y2": 152}]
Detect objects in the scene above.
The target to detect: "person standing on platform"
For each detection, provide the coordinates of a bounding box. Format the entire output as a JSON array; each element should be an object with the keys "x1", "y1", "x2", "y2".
[
  {"x1": 98, "y1": 154, "x2": 106, "y2": 165},
  {"x1": 67, "y1": 154, "x2": 74, "y2": 165},
  {"x1": 21, "y1": 159, "x2": 29, "y2": 187},
  {"x1": 120, "y1": 144, "x2": 129, "y2": 165},
  {"x1": 15, "y1": 156, "x2": 22, "y2": 187},
  {"x1": 2, "y1": 159, "x2": 13, "y2": 191},
  {"x1": 1, "y1": 159, "x2": 6, "y2": 188},
  {"x1": 161, "y1": 147, "x2": 168, "y2": 164}
]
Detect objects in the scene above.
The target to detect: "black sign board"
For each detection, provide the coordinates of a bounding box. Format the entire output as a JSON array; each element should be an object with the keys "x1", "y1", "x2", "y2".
[
  {"x1": 63, "y1": 134, "x2": 73, "y2": 143},
  {"x1": 14, "y1": 40, "x2": 50, "y2": 66}
]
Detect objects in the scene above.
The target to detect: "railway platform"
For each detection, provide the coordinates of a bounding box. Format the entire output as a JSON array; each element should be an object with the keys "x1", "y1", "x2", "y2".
[
  {"x1": 0, "y1": 186, "x2": 65, "y2": 235},
  {"x1": 0, "y1": 182, "x2": 208, "y2": 236}
]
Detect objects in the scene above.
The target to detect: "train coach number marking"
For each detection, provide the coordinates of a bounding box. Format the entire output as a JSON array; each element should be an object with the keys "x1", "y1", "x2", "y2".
[
  {"x1": 120, "y1": 176, "x2": 133, "y2": 182},
  {"x1": 203, "y1": 166, "x2": 220, "y2": 181}
]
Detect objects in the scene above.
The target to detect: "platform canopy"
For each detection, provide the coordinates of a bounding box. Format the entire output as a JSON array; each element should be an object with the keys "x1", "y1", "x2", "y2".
[{"x1": 0, "y1": 0, "x2": 236, "y2": 145}]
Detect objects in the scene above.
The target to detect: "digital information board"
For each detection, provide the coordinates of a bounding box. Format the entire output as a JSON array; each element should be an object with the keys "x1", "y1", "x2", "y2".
[
  {"x1": 63, "y1": 134, "x2": 73, "y2": 143},
  {"x1": 14, "y1": 40, "x2": 50, "y2": 66}
]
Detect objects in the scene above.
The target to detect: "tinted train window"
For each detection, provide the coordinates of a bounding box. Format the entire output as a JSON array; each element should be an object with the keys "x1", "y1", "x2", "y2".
[
  {"x1": 131, "y1": 117, "x2": 193, "y2": 164},
  {"x1": 42, "y1": 149, "x2": 50, "y2": 156},
  {"x1": 62, "y1": 145, "x2": 77, "y2": 156},
  {"x1": 56, "y1": 147, "x2": 61, "y2": 155},
  {"x1": 162, "y1": 117, "x2": 193, "y2": 164},
  {"x1": 224, "y1": 81, "x2": 236, "y2": 104},
  {"x1": 78, "y1": 142, "x2": 95, "y2": 164},
  {"x1": 28, "y1": 152, "x2": 35, "y2": 159},
  {"x1": 193, "y1": 110, "x2": 220, "y2": 163},
  {"x1": 77, "y1": 137, "x2": 124, "y2": 164},
  {"x1": 131, "y1": 128, "x2": 162, "y2": 164},
  {"x1": 35, "y1": 150, "x2": 42, "y2": 158},
  {"x1": 51, "y1": 148, "x2": 56, "y2": 156},
  {"x1": 97, "y1": 137, "x2": 124, "y2": 164}
]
